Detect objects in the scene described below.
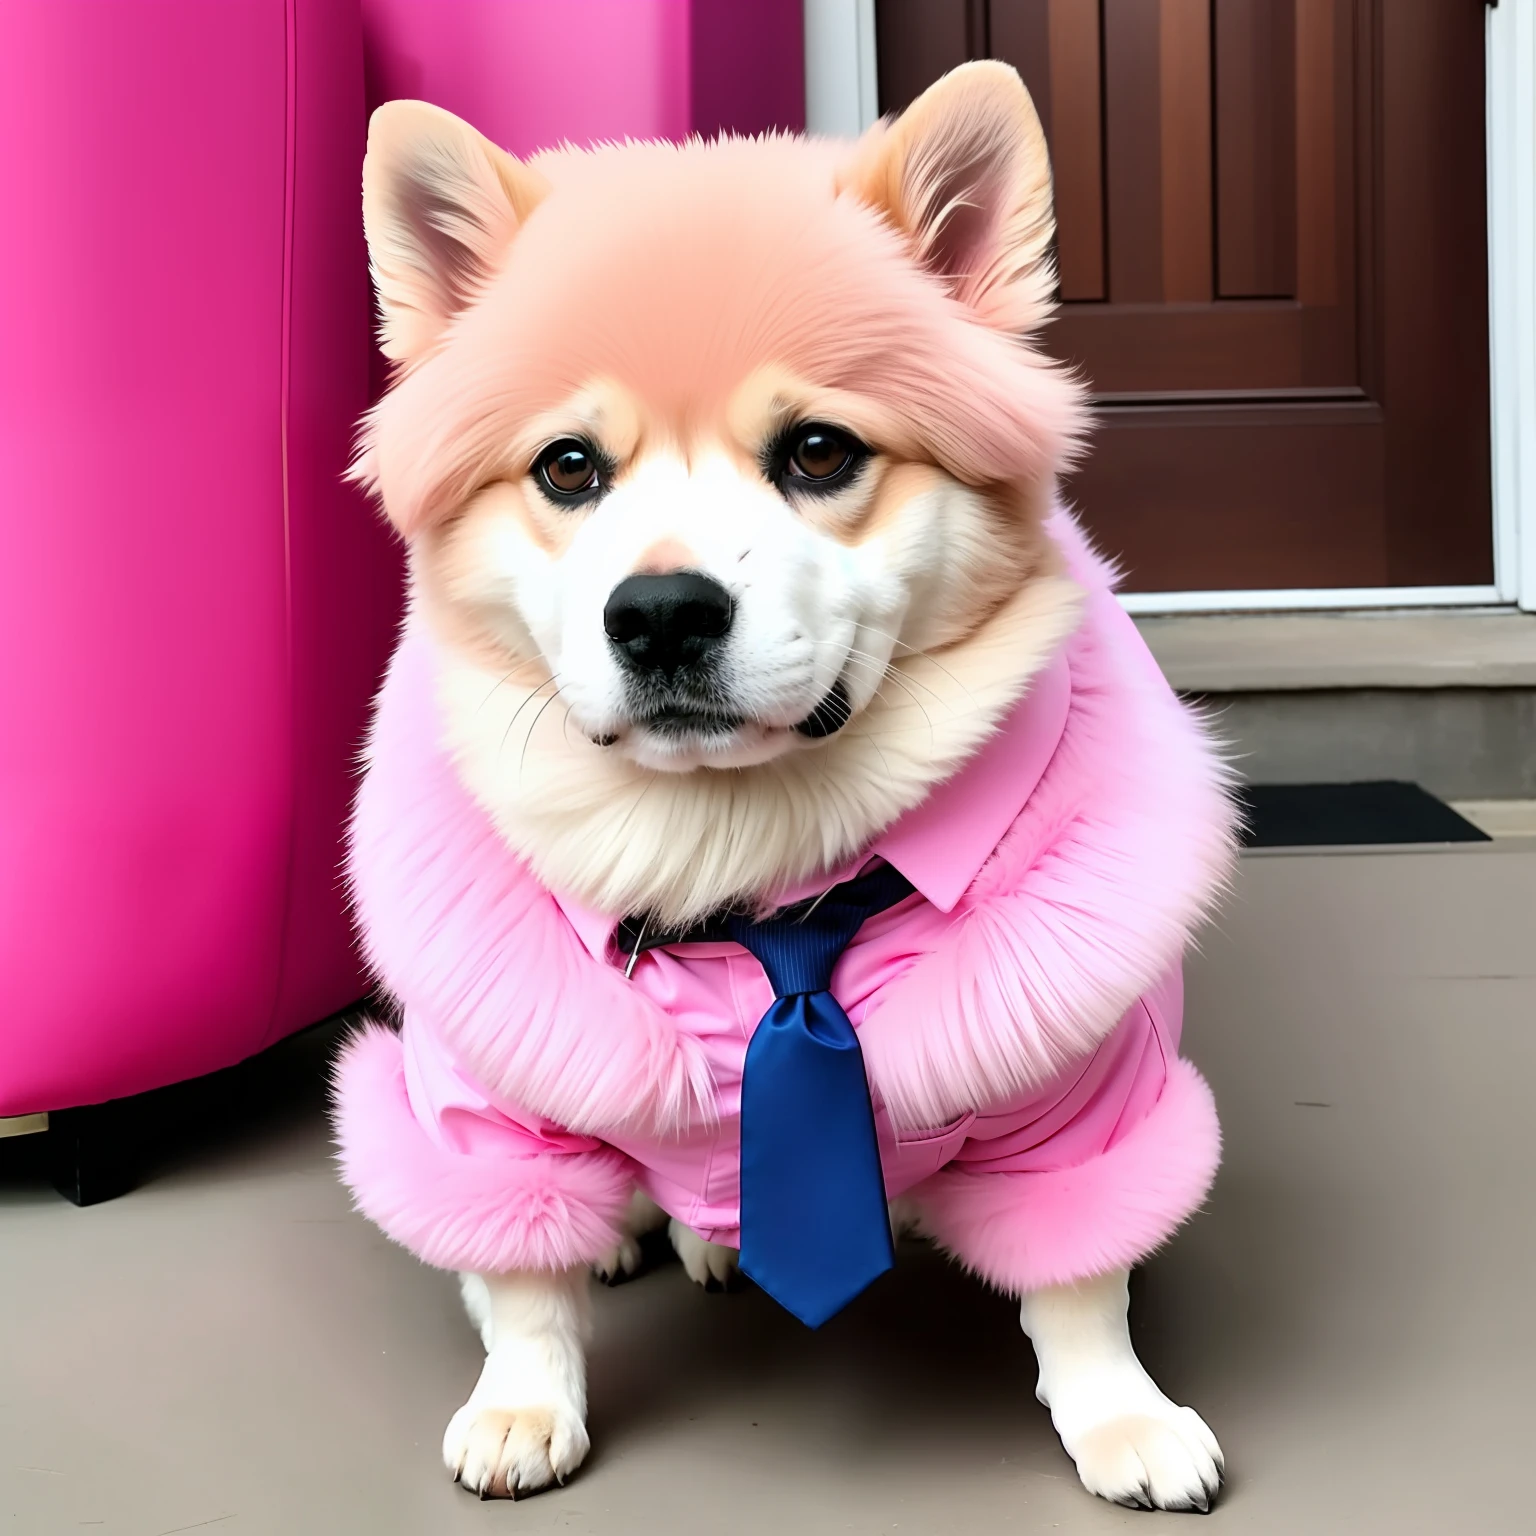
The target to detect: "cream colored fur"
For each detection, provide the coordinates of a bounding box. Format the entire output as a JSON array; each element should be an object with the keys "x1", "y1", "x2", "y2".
[
  {"x1": 1020, "y1": 1269, "x2": 1224, "y2": 1511},
  {"x1": 438, "y1": 556, "x2": 1082, "y2": 927},
  {"x1": 588, "y1": 1191, "x2": 740, "y2": 1288},
  {"x1": 444, "y1": 1268, "x2": 591, "y2": 1498}
]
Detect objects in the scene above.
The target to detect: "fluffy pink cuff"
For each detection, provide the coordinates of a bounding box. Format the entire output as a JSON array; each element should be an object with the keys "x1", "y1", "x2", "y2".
[
  {"x1": 332, "y1": 1024, "x2": 634, "y2": 1273},
  {"x1": 912, "y1": 1057, "x2": 1220, "y2": 1293}
]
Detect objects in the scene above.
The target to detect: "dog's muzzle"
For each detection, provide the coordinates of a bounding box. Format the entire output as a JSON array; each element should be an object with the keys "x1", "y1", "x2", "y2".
[{"x1": 601, "y1": 571, "x2": 853, "y2": 743}]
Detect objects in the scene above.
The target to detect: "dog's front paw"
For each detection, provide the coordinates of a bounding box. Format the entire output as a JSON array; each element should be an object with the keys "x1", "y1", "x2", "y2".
[
  {"x1": 668, "y1": 1219, "x2": 739, "y2": 1290},
  {"x1": 1064, "y1": 1405, "x2": 1223, "y2": 1513},
  {"x1": 443, "y1": 1401, "x2": 589, "y2": 1499}
]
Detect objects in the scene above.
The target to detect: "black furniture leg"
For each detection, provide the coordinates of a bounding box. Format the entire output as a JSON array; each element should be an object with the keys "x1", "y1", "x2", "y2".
[{"x1": 47, "y1": 1102, "x2": 140, "y2": 1206}]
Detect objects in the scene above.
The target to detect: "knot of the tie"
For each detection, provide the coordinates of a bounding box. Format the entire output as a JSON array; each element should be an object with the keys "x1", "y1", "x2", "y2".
[{"x1": 725, "y1": 861, "x2": 916, "y2": 997}]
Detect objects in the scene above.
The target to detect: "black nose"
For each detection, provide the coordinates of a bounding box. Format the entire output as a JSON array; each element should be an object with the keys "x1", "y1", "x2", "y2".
[{"x1": 603, "y1": 571, "x2": 734, "y2": 677}]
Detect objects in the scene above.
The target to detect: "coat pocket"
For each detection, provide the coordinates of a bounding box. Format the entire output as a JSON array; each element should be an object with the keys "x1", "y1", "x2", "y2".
[{"x1": 889, "y1": 1110, "x2": 977, "y2": 1184}]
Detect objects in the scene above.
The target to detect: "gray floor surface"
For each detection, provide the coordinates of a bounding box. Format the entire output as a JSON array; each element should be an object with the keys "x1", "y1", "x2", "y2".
[{"x1": 4, "y1": 843, "x2": 1534, "y2": 1535}]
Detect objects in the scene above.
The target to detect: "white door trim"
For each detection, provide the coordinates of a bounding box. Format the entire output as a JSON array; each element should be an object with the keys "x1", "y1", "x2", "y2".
[
  {"x1": 1487, "y1": 0, "x2": 1536, "y2": 613},
  {"x1": 803, "y1": 0, "x2": 878, "y2": 138},
  {"x1": 803, "y1": 0, "x2": 1535, "y2": 615},
  {"x1": 1117, "y1": 585, "x2": 1507, "y2": 618}
]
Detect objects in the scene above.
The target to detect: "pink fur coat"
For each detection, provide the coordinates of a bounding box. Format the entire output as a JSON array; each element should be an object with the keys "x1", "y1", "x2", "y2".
[{"x1": 334, "y1": 516, "x2": 1236, "y2": 1293}]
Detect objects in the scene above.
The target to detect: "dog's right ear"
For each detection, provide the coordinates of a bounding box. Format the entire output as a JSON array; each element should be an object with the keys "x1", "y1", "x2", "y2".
[{"x1": 362, "y1": 101, "x2": 548, "y2": 365}]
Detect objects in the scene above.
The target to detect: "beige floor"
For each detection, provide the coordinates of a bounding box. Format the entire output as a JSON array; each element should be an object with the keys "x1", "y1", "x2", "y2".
[{"x1": 4, "y1": 842, "x2": 1535, "y2": 1535}]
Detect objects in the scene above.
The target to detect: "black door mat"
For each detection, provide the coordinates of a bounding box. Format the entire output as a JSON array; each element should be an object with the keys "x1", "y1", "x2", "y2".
[{"x1": 1236, "y1": 780, "x2": 1492, "y2": 848}]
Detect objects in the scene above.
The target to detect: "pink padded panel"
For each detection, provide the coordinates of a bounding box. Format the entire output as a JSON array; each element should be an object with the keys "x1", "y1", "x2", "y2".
[
  {"x1": 0, "y1": 1, "x2": 400, "y2": 1114},
  {"x1": 361, "y1": 0, "x2": 804, "y2": 153}
]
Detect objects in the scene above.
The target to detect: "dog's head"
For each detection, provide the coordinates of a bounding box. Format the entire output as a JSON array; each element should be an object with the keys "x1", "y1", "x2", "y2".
[{"x1": 357, "y1": 63, "x2": 1084, "y2": 774}]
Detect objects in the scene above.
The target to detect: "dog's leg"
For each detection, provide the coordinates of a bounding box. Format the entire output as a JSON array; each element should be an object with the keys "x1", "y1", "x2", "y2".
[
  {"x1": 458, "y1": 1271, "x2": 495, "y2": 1352},
  {"x1": 592, "y1": 1187, "x2": 668, "y2": 1285},
  {"x1": 667, "y1": 1220, "x2": 739, "y2": 1290},
  {"x1": 1019, "y1": 1267, "x2": 1222, "y2": 1512},
  {"x1": 442, "y1": 1267, "x2": 591, "y2": 1498}
]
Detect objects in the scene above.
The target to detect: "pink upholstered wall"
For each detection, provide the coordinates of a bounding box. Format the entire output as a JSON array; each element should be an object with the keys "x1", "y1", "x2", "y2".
[
  {"x1": 0, "y1": 0, "x2": 398, "y2": 1117},
  {"x1": 362, "y1": 0, "x2": 804, "y2": 151}
]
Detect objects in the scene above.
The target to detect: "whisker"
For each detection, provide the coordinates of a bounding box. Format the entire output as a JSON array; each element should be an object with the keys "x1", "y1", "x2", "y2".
[
  {"x1": 867, "y1": 730, "x2": 897, "y2": 784},
  {"x1": 858, "y1": 624, "x2": 981, "y2": 710},
  {"x1": 838, "y1": 650, "x2": 938, "y2": 745},
  {"x1": 517, "y1": 685, "x2": 567, "y2": 783},
  {"x1": 875, "y1": 674, "x2": 936, "y2": 744},
  {"x1": 498, "y1": 674, "x2": 563, "y2": 761},
  {"x1": 840, "y1": 641, "x2": 954, "y2": 709},
  {"x1": 815, "y1": 638, "x2": 950, "y2": 719},
  {"x1": 478, "y1": 663, "x2": 545, "y2": 715},
  {"x1": 841, "y1": 724, "x2": 899, "y2": 791},
  {"x1": 616, "y1": 768, "x2": 662, "y2": 836},
  {"x1": 806, "y1": 637, "x2": 938, "y2": 750}
]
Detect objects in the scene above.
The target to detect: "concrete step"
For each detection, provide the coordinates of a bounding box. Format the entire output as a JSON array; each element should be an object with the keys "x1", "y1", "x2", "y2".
[
  {"x1": 1191, "y1": 687, "x2": 1536, "y2": 800},
  {"x1": 1134, "y1": 609, "x2": 1536, "y2": 799}
]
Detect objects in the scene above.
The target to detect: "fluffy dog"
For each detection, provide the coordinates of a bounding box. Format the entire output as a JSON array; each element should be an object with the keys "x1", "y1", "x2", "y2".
[{"x1": 334, "y1": 62, "x2": 1236, "y2": 1511}]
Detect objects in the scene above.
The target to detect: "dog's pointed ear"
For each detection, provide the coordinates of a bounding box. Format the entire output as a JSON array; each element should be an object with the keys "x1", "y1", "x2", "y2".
[
  {"x1": 840, "y1": 61, "x2": 1056, "y2": 333},
  {"x1": 362, "y1": 101, "x2": 548, "y2": 364}
]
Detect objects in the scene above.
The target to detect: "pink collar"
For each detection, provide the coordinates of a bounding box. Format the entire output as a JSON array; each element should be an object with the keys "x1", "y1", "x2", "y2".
[{"x1": 553, "y1": 649, "x2": 1072, "y2": 961}]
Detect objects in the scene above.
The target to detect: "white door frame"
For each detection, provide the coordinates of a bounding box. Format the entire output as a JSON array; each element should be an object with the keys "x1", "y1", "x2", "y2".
[
  {"x1": 803, "y1": 0, "x2": 1536, "y2": 615},
  {"x1": 1487, "y1": 0, "x2": 1536, "y2": 614},
  {"x1": 803, "y1": 0, "x2": 879, "y2": 138}
]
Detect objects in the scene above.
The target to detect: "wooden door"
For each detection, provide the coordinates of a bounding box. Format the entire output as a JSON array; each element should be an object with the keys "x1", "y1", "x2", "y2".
[{"x1": 876, "y1": 0, "x2": 1493, "y2": 593}]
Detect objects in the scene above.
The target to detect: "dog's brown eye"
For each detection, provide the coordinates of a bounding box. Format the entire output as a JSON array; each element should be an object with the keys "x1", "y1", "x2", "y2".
[
  {"x1": 535, "y1": 439, "x2": 600, "y2": 500},
  {"x1": 788, "y1": 426, "x2": 857, "y2": 481}
]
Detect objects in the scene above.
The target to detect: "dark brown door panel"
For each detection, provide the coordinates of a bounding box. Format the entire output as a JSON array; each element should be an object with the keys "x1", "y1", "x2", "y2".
[
  {"x1": 875, "y1": 0, "x2": 1493, "y2": 593},
  {"x1": 1053, "y1": 303, "x2": 1360, "y2": 396},
  {"x1": 1070, "y1": 404, "x2": 1388, "y2": 591}
]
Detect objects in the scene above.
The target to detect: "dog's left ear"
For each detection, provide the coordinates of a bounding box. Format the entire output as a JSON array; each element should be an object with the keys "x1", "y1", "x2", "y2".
[{"x1": 840, "y1": 61, "x2": 1055, "y2": 333}]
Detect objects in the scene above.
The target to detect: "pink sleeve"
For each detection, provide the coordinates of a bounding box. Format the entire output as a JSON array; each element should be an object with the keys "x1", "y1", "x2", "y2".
[
  {"x1": 401, "y1": 1012, "x2": 607, "y2": 1161},
  {"x1": 333, "y1": 1019, "x2": 635, "y2": 1274}
]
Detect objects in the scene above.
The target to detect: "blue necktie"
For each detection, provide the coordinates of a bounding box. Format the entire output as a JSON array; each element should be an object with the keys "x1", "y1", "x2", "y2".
[{"x1": 725, "y1": 862, "x2": 915, "y2": 1328}]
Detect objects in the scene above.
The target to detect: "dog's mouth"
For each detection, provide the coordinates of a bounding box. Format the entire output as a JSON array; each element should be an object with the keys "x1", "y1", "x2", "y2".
[
  {"x1": 792, "y1": 680, "x2": 852, "y2": 739},
  {"x1": 609, "y1": 679, "x2": 855, "y2": 758},
  {"x1": 637, "y1": 708, "x2": 747, "y2": 739}
]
